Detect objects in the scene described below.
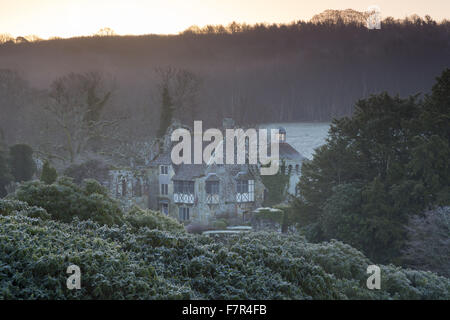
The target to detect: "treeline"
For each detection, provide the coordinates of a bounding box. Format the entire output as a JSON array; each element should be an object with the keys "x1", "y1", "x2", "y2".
[{"x1": 0, "y1": 12, "x2": 449, "y2": 146}]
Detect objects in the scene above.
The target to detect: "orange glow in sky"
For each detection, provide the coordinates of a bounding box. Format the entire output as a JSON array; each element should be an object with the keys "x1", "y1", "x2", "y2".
[{"x1": 0, "y1": 0, "x2": 449, "y2": 39}]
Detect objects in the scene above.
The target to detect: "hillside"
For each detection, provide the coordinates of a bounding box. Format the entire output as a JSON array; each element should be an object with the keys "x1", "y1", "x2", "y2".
[{"x1": 0, "y1": 13, "x2": 449, "y2": 144}]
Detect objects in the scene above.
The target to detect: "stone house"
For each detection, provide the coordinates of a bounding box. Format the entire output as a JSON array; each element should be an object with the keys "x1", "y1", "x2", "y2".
[{"x1": 107, "y1": 120, "x2": 305, "y2": 224}]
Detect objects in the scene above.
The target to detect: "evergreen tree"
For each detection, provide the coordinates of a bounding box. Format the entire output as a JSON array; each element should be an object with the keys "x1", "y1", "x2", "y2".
[
  {"x1": 0, "y1": 148, "x2": 13, "y2": 197},
  {"x1": 157, "y1": 86, "x2": 174, "y2": 139},
  {"x1": 0, "y1": 129, "x2": 12, "y2": 197},
  {"x1": 40, "y1": 161, "x2": 58, "y2": 185},
  {"x1": 295, "y1": 69, "x2": 450, "y2": 263},
  {"x1": 9, "y1": 144, "x2": 36, "y2": 182}
]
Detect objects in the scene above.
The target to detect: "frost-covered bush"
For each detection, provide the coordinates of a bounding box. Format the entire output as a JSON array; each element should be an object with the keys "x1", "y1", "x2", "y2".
[
  {"x1": 0, "y1": 199, "x2": 51, "y2": 220},
  {"x1": 1, "y1": 206, "x2": 449, "y2": 300},
  {"x1": 401, "y1": 207, "x2": 450, "y2": 277},
  {"x1": 12, "y1": 177, "x2": 123, "y2": 226},
  {"x1": 124, "y1": 206, "x2": 184, "y2": 232},
  {"x1": 0, "y1": 214, "x2": 190, "y2": 299}
]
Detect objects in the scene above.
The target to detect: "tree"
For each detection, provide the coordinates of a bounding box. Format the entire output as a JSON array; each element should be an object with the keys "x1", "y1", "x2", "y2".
[
  {"x1": 0, "y1": 33, "x2": 13, "y2": 44},
  {"x1": 154, "y1": 67, "x2": 201, "y2": 137},
  {"x1": 40, "y1": 161, "x2": 57, "y2": 184},
  {"x1": 261, "y1": 162, "x2": 290, "y2": 206},
  {"x1": 0, "y1": 148, "x2": 13, "y2": 197},
  {"x1": 64, "y1": 159, "x2": 110, "y2": 185},
  {"x1": 95, "y1": 27, "x2": 116, "y2": 36},
  {"x1": 0, "y1": 69, "x2": 32, "y2": 143},
  {"x1": 44, "y1": 72, "x2": 116, "y2": 163},
  {"x1": 157, "y1": 86, "x2": 174, "y2": 139},
  {"x1": 9, "y1": 144, "x2": 36, "y2": 182},
  {"x1": 295, "y1": 71, "x2": 450, "y2": 262}
]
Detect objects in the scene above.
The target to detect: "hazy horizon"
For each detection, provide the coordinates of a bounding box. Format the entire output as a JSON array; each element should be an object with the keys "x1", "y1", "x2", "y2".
[{"x1": 1, "y1": 0, "x2": 449, "y2": 39}]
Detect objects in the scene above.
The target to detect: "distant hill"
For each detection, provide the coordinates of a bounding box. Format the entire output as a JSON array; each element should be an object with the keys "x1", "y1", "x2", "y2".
[{"x1": 0, "y1": 13, "x2": 449, "y2": 146}]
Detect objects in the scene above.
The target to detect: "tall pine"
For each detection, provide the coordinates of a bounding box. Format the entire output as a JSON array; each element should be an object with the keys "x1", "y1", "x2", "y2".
[{"x1": 157, "y1": 86, "x2": 174, "y2": 139}]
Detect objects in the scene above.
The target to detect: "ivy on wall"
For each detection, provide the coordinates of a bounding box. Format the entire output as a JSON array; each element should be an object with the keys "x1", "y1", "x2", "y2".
[{"x1": 261, "y1": 161, "x2": 290, "y2": 207}]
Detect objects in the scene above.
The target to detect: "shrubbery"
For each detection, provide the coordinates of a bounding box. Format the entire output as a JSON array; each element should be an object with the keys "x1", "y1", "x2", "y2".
[
  {"x1": 401, "y1": 207, "x2": 450, "y2": 278},
  {"x1": 12, "y1": 177, "x2": 123, "y2": 226},
  {"x1": 64, "y1": 159, "x2": 110, "y2": 185},
  {"x1": 0, "y1": 199, "x2": 51, "y2": 220},
  {"x1": 0, "y1": 204, "x2": 448, "y2": 300},
  {"x1": 0, "y1": 214, "x2": 189, "y2": 299},
  {"x1": 124, "y1": 206, "x2": 185, "y2": 232}
]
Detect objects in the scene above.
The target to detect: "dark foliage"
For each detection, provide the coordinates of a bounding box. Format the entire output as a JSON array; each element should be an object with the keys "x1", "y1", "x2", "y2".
[
  {"x1": 40, "y1": 161, "x2": 57, "y2": 184},
  {"x1": 295, "y1": 69, "x2": 450, "y2": 263},
  {"x1": 0, "y1": 207, "x2": 448, "y2": 299},
  {"x1": 9, "y1": 144, "x2": 36, "y2": 182},
  {"x1": 64, "y1": 159, "x2": 110, "y2": 185}
]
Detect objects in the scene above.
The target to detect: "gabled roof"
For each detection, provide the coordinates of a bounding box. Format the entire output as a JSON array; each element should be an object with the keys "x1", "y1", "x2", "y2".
[
  {"x1": 149, "y1": 151, "x2": 172, "y2": 166},
  {"x1": 279, "y1": 142, "x2": 306, "y2": 161}
]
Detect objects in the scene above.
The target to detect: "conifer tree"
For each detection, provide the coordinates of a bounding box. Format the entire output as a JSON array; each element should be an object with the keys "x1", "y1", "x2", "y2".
[
  {"x1": 9, "y1": 144, "x2": 36, "y2": 182},
  {"x1": 40, "y1": 161, "x2": 58, "y2": 185}
]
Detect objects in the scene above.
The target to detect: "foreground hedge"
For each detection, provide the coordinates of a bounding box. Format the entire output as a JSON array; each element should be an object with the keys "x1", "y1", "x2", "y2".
[
  {"x1": 12, "y1": 178, "x2": 123, "y2": 226},
  {"x1": 1, "y1": 208, "x2": 449, "y2": 300}
]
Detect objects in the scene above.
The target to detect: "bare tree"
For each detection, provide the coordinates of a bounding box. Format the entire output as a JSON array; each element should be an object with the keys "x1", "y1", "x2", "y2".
[
  {"x1": 155, "y1": 66, "x2": 202, "y2": 123},
  {"x1": 95, "y1": 27, "x2": 116, "y2": 36},
  {"x1": 42, "y1": 72, "x2": 119, "y2": 163}
]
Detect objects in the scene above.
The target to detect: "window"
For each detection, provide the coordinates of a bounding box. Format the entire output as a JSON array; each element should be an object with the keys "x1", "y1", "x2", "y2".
[
  {"x1": 248, "y1": 180, "x2": 254, "y2": 201},
  {"x1": 236, "y1": 179, "x2": 254, "y2": 202},
  {"x1": 174, "y1": 181, "x2": 194, "y2": 194},
  {"x1": 174, "y1": 181, "x2": 195, "y2": 203},
  {"x1": 206, "y1": 181, "x2": 219, "y2": 194},
  {"x1": 133, "y1": 179, "x2": 142, "y2": 197},
  {"x1": 179, "y1": 207, "x2": 190, "y2": 221},
  {"x1": 121, "y1": 178, "x2": 127, "y2": 197},
  {"x1": 206, "y1": 181, "x2": 219, "y2": 204},
  {"x1": 237, "y1": 180, "x2": 248, "y2": 193},
  {"x1": 160, "y1": 183, "x2": 168, "y2": 195},
  {"x1": 159, "y1": 203, "x2": 169, "y2": 215},
  {"x1": 160, "y1": 165, "x2": 169, "y2": 175}
]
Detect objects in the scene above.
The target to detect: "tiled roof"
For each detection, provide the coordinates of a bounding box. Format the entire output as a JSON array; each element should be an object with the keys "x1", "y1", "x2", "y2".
[
  {"x1": 279, "y1": 142, "x2": 306, "y2": 161},
  {"x1": 149, "y1": 151, "x2": 172, "y2": 165},
  {"x1": 172, "y1": 164, "x2": 206, "y2": 180}
]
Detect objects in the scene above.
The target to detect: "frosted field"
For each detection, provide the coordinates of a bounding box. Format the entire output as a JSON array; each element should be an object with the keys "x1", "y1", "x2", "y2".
[{"x1": 261, "y1": 122, "x2": 331, "y2": 160}]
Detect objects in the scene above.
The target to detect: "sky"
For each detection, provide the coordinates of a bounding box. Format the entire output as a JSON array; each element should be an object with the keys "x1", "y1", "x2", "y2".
[{"x1": 0, "y1": 0, "x2": 449, "y2": 39}]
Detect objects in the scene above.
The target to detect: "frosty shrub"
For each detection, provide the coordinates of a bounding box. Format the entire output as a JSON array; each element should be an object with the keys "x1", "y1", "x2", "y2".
[
  {"x1": 124, "y1": 206, "x2": 185, "y2": 232},
  {"x1": 0, "y1": 199, "x2": 51, "y2": 220},
  {"x1": 402, "y1": 207, "x2": 450, "y2": 277},
  {"x1": 12, "y1": 177, "x2": 123, "y2": 226},
  {"x1": 1, "y1": 208, "x2": 448, "y2": 300}
]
